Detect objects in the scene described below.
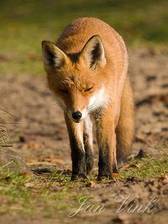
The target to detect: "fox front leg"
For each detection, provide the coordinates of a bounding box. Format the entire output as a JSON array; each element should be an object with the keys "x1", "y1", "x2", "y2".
[
  {"x1": 64, "y1": 113, "x2": 86, "y2": 180},
  {"x1": 95, "y1": 108, "x2": 118, "y2": 180},
  {"x1": 83, "y1": 116, "x2": 94, "y2": 174}
]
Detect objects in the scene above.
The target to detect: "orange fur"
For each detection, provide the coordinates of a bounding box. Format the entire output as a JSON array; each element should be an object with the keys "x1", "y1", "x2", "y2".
[{"x1": 42, "y1": 17, "x2": 134, "y2": 180}]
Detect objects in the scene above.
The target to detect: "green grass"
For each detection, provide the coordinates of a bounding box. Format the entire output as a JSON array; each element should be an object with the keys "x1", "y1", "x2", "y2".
[
  {"x1": 0, "y1": 169, "x2": 87, "y2": 218},
  {"x1": 0, "y1": 0, "x2": 167, "y2": 75},
  {"x1": 120, "y1": 156, "x2": 168, "y2": 179},
  {"x1": 0, "y1": 155, "x2": 168, "y2": 218}
]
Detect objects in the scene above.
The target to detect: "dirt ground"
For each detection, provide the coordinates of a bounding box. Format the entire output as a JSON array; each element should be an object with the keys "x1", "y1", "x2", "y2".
[{"x1": 0, "y1": 48, "x2": 168, "y2": 224}]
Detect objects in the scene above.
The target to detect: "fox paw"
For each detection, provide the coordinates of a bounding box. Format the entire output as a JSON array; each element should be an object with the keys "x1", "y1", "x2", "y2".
[{"x1": 71, "y1": 173, "x2": 88, "y2": 181}]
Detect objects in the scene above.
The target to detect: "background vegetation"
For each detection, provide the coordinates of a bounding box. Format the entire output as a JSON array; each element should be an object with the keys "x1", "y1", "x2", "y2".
[{"x1": 0, "y1": 0, "x2": 167, "y2": 75}]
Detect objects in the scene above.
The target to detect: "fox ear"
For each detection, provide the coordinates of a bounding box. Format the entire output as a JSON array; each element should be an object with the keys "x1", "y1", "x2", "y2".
[
  {"x1": 80, "y1": 35, "x2": 106, "y2": 69},
  {"x1": 42, "y1": 40, "x2": 67, "y2": 68}
]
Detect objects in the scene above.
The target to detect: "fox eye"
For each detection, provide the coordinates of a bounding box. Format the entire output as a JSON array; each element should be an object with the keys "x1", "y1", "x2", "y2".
[
  {"x1": 84, "y1": 86, "x2": 93, "y2": 92},
  {"x1": 59, "y1": 88, "x2": 68, "y2": 94}
]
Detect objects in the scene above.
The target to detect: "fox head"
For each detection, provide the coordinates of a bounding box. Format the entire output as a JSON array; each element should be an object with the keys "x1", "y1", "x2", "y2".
[{"x1": 42, "y1": 35, "x2": 108, "y2": 122}]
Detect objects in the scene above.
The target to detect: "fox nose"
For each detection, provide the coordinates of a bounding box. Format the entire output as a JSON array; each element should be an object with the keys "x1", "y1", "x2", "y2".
[{"x1": 72, "y1": 111, "x2": 82, "y2": 121}]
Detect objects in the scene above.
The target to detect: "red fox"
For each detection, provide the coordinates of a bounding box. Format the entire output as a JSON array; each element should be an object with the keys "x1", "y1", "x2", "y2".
[{"x1": 42, "y1": 17, "x2": 134, "y2": 180}]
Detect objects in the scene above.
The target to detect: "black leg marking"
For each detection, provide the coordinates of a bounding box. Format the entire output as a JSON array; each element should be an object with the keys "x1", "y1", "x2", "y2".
[
  {"x1": 98, "y1": 146, "x2": 113, "y2": 180},
  {"x1": 70, "y1": 140, "x2": 87, "y2": 180}
]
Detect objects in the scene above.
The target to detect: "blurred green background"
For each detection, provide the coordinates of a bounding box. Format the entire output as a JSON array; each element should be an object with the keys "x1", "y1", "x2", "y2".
[{"x1": 0, "y1": 0, "x2": 167, "y2": 75}]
